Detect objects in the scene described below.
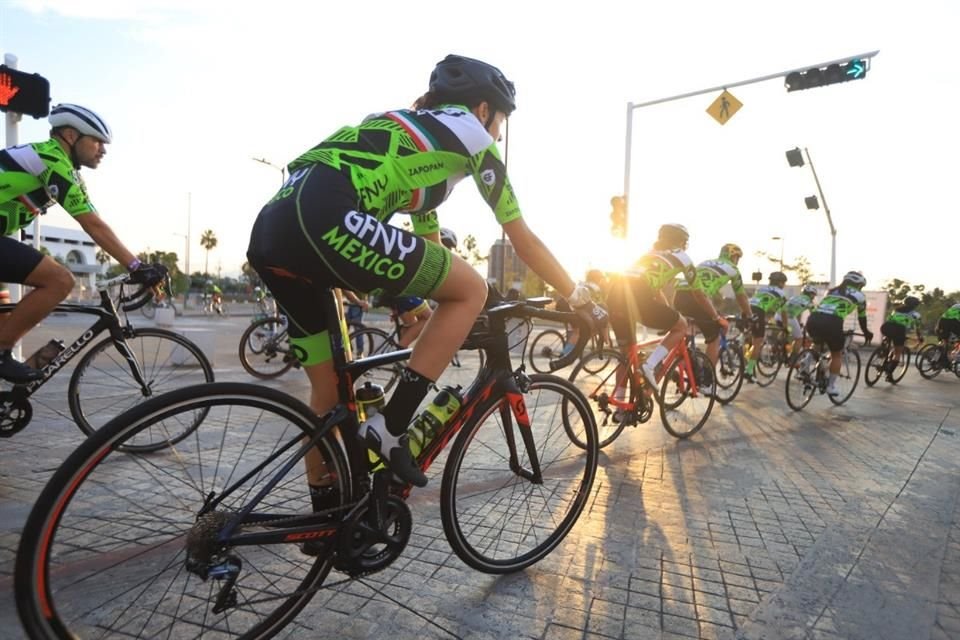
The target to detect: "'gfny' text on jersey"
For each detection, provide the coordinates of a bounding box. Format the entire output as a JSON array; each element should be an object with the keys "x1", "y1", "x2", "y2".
[{"x1": 321, "y1": 211, "x2": 417, "y2": 280}]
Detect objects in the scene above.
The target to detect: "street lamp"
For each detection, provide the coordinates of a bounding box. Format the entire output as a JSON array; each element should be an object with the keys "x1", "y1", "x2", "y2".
[
  {"x1": 771, "y1": 236, "x2": 785, "y2": 271},
  {"x1": 252, "y1": 157, "x2": 287, "y2": 185},
  {"x1": 785, "y1": 147, "x2": 836, "y2": 286}
]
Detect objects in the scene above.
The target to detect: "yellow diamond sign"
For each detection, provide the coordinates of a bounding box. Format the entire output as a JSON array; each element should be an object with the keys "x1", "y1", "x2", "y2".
[{"x1": 706, "y1": 89, "x2": 742, "y2": 125}]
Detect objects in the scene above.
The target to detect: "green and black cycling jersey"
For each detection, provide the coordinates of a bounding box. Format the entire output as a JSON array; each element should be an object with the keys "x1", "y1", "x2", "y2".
[
  {"x1": 943, "y1": 304, "x2": 960, "y2": 321},
  {"x1": 814, "y1": 286, "x2": 867, "y2": 320},
  {"x1": 626, "y1": 249, "x2": 699, "y2": 292},
  {"x1": 675, "y1": 257, "x2": 745, "y2": 296},
  {"x1": 288, "y1": 104, "x2": 520, "y2": 234},
  {"x1": 783, "y1": 293, "x2": 815, "y2": 318},
  {"x1": 0, "y1": 139, "x2": 96, "y2": 237},
  {"x1": 749, "y1": 285, "x2": 787, "y2": 314},
  {"x1": 885, "y1": 309, "x2": 921, "y2": 331}
]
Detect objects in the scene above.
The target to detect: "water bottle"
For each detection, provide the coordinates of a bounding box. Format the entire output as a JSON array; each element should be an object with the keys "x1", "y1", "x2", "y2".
[
  {"x1": 408, "y1": 385, "x2": 463, "y2": 459},
  {"x1": 25, "y1": 339, "x2": 65, "y2": 370},
  {"x1": 356, "y1": 382, "x2": 387, "y2": 469}
]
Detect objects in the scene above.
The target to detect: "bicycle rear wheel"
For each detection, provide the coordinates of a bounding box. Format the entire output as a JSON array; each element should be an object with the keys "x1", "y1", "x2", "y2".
[
  {"x1": 754, "y1": 341, "x2": 783, "y2": 387},
  {"x1": 440, "y1": 374, "x2": 597, "y2": 573},
  {"x1": 864, "y1": 345, "x2": 885, "y2": 387},
  {"x1": 348, "y1": 327, "x2": 402, "y2": 392},
  {"x1": 240, "y1": 316, "x2": 297, "y2": 379},
  {"x1": 68, "y1": 327, "x2": 215, "y2": 452},
  {"x1": 528, "y1": 328, "x2": 565, "y2": 373},
  {"x1": 891, "y1": 347, "x2": 910, "y2": 383},
  {"x1": 568, "y1": 348, "x2": 632, "y2": 448},
  {"x1": 828, "y1": 349, "x2": 861, "y2": 405},
  {"x1": 785, "y1": 349, "x2": 818, "y2": 411},
  {"x1": 659, "y1": 350, "x2": 715, "y2": 438},
  {"x1": 714, "y1": 343, "x2": 745, "y2": 405},
  {"x1": 916, "y1": 344, "x2": 944, "y2": 379},
  {"x1": 16, "y1": 383, "x2": 352, "y2": 640}
]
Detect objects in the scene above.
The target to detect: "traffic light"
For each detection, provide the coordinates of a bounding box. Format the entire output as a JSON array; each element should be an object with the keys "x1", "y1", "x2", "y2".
[
  {"x1": 785, "y1": 147, "x2": 805, "y2": 167},
  {"x1": 0, "y1": 65, "x2": 51, "y2": 118},
  {"x1": 609, "y1": 195, "x2": 627, "y2": 238},
  {"x1": 784, "y1": 58, "x2": 868, "y2": 92},
  {"x1": 804, "y1": 196, "x2": 820, "y2": 210}
]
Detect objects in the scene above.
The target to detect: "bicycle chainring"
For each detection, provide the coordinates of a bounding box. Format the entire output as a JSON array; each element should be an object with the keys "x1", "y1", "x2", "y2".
[
  {"x1": 637, "y1": 393, "x2": 654, "y2": 424},
  {"x1": 0, "y1": 391, "x2": 32, "y2": 437},
  {"x1": 336, "y1": 495, "x2": 411, "y2": 576}
]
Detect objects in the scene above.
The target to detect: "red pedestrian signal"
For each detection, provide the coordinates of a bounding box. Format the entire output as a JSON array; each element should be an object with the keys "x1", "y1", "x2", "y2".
[{"x1": 0, "y1": 65, "x2": 51, "y2": 118}]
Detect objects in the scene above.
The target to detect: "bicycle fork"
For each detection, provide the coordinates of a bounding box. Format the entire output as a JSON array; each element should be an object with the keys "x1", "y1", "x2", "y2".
[
  {"x1": 499, "y1": 376, "x2": 544, "y2": 485},
  {"x1": 110, "y1": 331, "x2": 151, "y2": 396}
]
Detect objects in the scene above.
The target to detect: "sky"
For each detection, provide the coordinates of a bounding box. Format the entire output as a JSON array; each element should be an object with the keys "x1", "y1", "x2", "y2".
[{"x1": 2, "y1": 0, "x2": 958, "y2": 292}]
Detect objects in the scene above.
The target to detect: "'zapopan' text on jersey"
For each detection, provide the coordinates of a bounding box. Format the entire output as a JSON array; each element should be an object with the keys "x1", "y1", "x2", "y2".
[
  {"x1": 0, "y1": 140, "x2": 96, "y2": 236},
  {"x1": 942, "y1": 304, "x2": 960, "y2": 321},
  {"x1": 627, "y1": 249, "x2": 698, "y2": 292},
  {"x1": 815, "y1": 286, "x2": 867, "y2": 319},
  {"x1": 676, "y1": 258, "x2": 745, "y2": 297},
  {"x1": 886, "y1": 309, "x2": 921, "y2": 331},
  {"x1": 289, "y1": 105, "x2": 520, "y2": 233},
  {"x1": 784, "y1": 293, "x2": 815, "y2": 318},
  {"x1": 749, "y1": 286, "x2": 786, "y2": 313}
]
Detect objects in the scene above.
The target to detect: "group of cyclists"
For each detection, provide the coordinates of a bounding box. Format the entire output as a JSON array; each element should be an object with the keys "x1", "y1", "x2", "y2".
[{"x1": 3, "y1": 53, "x2": 959, "y2": 493}]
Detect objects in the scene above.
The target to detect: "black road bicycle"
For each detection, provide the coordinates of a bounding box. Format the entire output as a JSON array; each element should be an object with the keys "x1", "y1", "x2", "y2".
[
  {"x1": 864, "y1": 336, "x2": 910, "y2": 386},
  {"x1": 15, "y1": 290, "x2": 598, "y2": 640},
  {"x1": 0, "y1": 274, "x2": 214, "y2": 451}
]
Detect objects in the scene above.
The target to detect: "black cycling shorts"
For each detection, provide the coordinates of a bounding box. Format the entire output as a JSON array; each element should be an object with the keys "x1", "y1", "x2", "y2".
[
  {"x1": 246, "y1": 163, "x2": 451, "y2": 365},
  {"x1": 0, "y1": 235, "x2": 45, "y2": 283},
  {"x1": 606, "y1": 275, "x2": 678, "y2": 346},
  {"x1": 674, "y1": 289, "x2": 721, "y2": 342},
  {"x1": 880, "y1": 321, "x2": 908, "y2": 347},
  {"x1": 806, "y1": 312, "x2": 846, "y2": 352},
  {"x1": 937, "y1": 318, "x2": 960, "y2": 341},
  {"x1": 749, "y1": 306, "x2": 768, "y2": 339}
]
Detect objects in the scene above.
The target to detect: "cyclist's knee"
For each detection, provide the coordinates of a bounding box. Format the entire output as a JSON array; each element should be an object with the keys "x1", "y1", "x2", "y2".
[{"x1": 29, "y1": 259, "x2": 76, "y2": 298}]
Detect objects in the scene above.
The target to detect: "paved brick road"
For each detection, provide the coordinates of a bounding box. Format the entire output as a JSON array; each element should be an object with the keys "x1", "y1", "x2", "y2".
[{"x1": 2, "y1": 314, "x2": 958, "y2": 639}]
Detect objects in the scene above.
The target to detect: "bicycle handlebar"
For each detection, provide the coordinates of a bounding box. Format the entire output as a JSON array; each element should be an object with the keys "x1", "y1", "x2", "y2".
[
  {"x1": 485, "y1": 299, "x2": 592, "y2": 372},
  {"x1": 96, "y1": 272, "x2": 163, "y2": 313}
]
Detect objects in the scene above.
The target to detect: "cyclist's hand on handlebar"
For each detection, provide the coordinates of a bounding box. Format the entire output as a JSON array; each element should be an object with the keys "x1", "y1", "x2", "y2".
[
  {"x1": 863, "y1": 330, "x2": 874, "y2": 346},
  {"x1": 716, "y1": 315, "x2": 730, "y2": 333},
  {"x1": 574, "y1": 300, "x2": 608, "y2": 336},
  {"x1": 128, "y1": 262, "x2": 168, "y2": 288}
]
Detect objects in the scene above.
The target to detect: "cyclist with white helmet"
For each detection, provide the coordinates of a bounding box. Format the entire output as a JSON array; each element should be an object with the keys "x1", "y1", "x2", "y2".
[
  {"x1": 606, "y1": 223, "x2": 700, "y2": 390},
  {"x1": 806, "y1": 270, "x2": 873, "y2": 397},
  {"x1": 246, "y1": 56, "x2": 606, "y2": 490},
  {"x1": 744, "y1": 271, "x2": 789, "y2": 382},
  {"x1": 0, "y1": 103, "x2": 166, "y2": 382},
  {"x1": 783, "y1": 283, "x2": 819, "y2": 357}
]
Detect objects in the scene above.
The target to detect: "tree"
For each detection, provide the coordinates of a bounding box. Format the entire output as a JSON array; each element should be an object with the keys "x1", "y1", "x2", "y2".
[
  {"x1": 459, "y1": 234, "x2": 488, "y2": 268},
  {"x1": 200, "y1": 230, "x2": 218, "y2": 276}
]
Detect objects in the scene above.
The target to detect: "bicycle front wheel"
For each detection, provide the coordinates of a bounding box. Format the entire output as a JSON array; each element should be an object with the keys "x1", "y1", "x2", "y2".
[
  {"x1": 828, "y1": 348, "x2": 861, "y2": 405},
  {"x1": 440, "y1": 374, "x2": 597, "y2": 573},
  {"x1": 68, "y1": 327, "x2": 215, "y2": 451},
  {"x1": 16, "y1": 383, "x2": 352, "y2": 640},
  {"x1": 659, "y1": 349, "x2": 715, "y2": 438},
  {"x1": 891, "y1": 347, "x2": 911, "y2": 383},
  {"x1": 916, "y1": 344, "x2": 944, "y2": 379},
  {"x1": 714, "y1": 343, "x2": 745, "y2": 405},
  {"x1": 240, "y1": 316, "x2": 296, "y2": 379},
  {"x1": 864, "y1": 345, "x2": 885, "y2": 387},
  {"x1": 568, "y1": 348, "x2": 632, "y2": 448},
  {"x1": 528, "y1": 328, "x2": 566, "y2": 373},
  {"x1": 785, "y1": 349, "x2": 818, "y2": 411}
]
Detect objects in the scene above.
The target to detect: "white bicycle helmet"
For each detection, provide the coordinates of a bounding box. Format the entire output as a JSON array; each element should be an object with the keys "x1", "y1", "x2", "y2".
[
  {"x1": 49, "y1": 104, "x2": 112, "y2": 143},
  {"x1": 439, "y1": 227, "x2": 458, "y2": 250},
  {"x1": 801, "y1": 284, "x2": 818, "y2": 298},
  {"x1": 842, "y1": 270, "x2": 866, "y2": 289}
]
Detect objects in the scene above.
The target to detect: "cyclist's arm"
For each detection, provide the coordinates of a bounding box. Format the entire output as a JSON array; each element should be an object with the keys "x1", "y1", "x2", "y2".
[
  {"x1": 735, "y1": 291, "x2": 752, "y2": 318},
  {"x1": 502, "y1": 217, "x2": 575, "y2": 298},
  {"x1": 691, "y1": 288, "x2": 722, "y2": 321},
  {"x1": 75, "y1": 213, "x2": 137, "y2": 269}
]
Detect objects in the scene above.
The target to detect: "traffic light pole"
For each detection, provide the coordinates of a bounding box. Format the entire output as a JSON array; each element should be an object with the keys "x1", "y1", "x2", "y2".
[
  {"x1": 622, "y1": 49, "x2": 879, "y2": 229},
  {"x1": 803, "y1": 148, "x2": 837, "y2": 286},
  {"x1": 4, "y1": 53, "x2": 22, "y2": 359}
]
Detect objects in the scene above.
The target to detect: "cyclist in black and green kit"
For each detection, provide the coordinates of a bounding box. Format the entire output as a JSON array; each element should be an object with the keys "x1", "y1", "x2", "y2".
[
  {"x1": 806, "y1": 270, "x2": 873, "y2": 396},
  {"x1": 744, "y1": 271, "x2": 789, "y2": 382},
  {"x1": 783, "y1": 284, "x2": 819, "y2": 357},
  {"x1": 880, "y1": 296, "x2": 922, "y2": 379},
  {"x1": 0, "y1": 104, "x2": 166, "y2": 383},
  {"x1": 247, "y1": 55, "x2": 606, "y2": 490}
]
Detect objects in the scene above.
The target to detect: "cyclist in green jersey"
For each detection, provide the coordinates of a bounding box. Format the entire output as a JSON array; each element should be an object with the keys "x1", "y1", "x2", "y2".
[
  {"x1": 744, "y1": 271, "x2": 789, "y2": 381},
  {"x1": 880, "y1": 295, "x2": 922, "y2": 378},
  {"x1": 783, "y1": 284, "x2": 819, "y2": 357},
  {"x1": 674, "y1": 243, "x2": 751, "y2": 370},
  {"x1": 806, "y1": 270, "x2": 873, "y2": 397},
  {"x1": 936, "y1": 303, "x2": 960, "y2": 366},
  {"x1": 246, "y1": 55, "x2": 606, "y2": 489},
  {"x1": 0, "y1": 104, "x2": 166, "y2": 383}
]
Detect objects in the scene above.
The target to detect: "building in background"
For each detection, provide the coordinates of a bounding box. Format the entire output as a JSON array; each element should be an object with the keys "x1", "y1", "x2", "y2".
[
  {"x1": 21, "y1": 225, "x2": 102, "y2": 300},
  {"x1": 487, "y1": 238, "x2": 528, "y2": 294}
]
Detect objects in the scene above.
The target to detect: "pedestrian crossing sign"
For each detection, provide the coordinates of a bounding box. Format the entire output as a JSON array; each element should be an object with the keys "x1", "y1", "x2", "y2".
[{"x1": 707, "y1": 89, "x2": 742, "y2": 125}]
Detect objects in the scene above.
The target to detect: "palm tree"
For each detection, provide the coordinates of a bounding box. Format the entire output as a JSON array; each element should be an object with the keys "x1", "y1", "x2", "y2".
[{"x1": 200, "y1": 230, "x2": 218, "y2": 276}]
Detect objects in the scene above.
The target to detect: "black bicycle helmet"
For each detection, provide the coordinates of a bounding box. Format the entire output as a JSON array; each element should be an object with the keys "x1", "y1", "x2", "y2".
[
  {"x1": 429, "y1": 54, "x2": 517, "y2": 115},
  {"x1": 769, "y1": 271, "x2": 787, "y2": 286},
  {"x1": 902, "y1": 295, "x2": 921, "y2": 311},
  {"x1": 439, "y1": 227, "x2": 458, "y2": 250}
]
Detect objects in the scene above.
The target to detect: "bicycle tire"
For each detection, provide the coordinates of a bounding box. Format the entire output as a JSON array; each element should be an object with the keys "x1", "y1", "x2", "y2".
[
  {"x1": 67, "y1": 327, "x2": 215, "y2": 452},
  {"x1": 891, "y1": 347, "x2": 910, "y2": 384},
  {"x1": 140, "y1": 300, "x2": 156, "y2": 319},
  {"x1": 916, "y1": 344, "x2": 944, "y2": 379},
  {"x1": 440, "y1": 374, "x2": 597, "y2": 573},
  {"x1": 785, "y1": 349, "x2": 818, "y2": 411},
  {"x1": 348, "y1": 327, "x2": 402, "y2": 392},
  {"x1": 528, "y1": 329, "x2": 566, "y2": 373},
  {"x1": 754, "y1": 341, "x2": 783, "y2": 387},
  {"x1": 568, "y1": 348, "x2": 631, "y2": 448},
  {"x1": 714, "y1": 343, "x2": 745, "y2": 405},
  {"x1": 16, "y1": 383, "x2": 351, "y2": 640},
  {"x1": 864, "y1": 344, "x2": 885, "y2": 387},
  {"x1": 240, "y1": 316, "x2": 297, "y2": 379},
  {"x1": 659, "y1": 349, "x2": 715, "y2": 439},
  {"x1": 828, "y1": 348, "x2": 861, "y2": 405}
]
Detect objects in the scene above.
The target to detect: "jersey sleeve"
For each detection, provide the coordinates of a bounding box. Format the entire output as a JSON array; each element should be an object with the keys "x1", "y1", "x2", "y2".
[
  {"x1": 43, "y1": 160, "x2": 96, "y2": 217},
  {"x1": 467, "y1": 143, "x2": 522, "y2": 225},
  {"x1": 729, "y1": 270, "x2": 745, "y2": 295},
  {"x1": 410, "y1": 210, "x2": 439, "y2": 235}
]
